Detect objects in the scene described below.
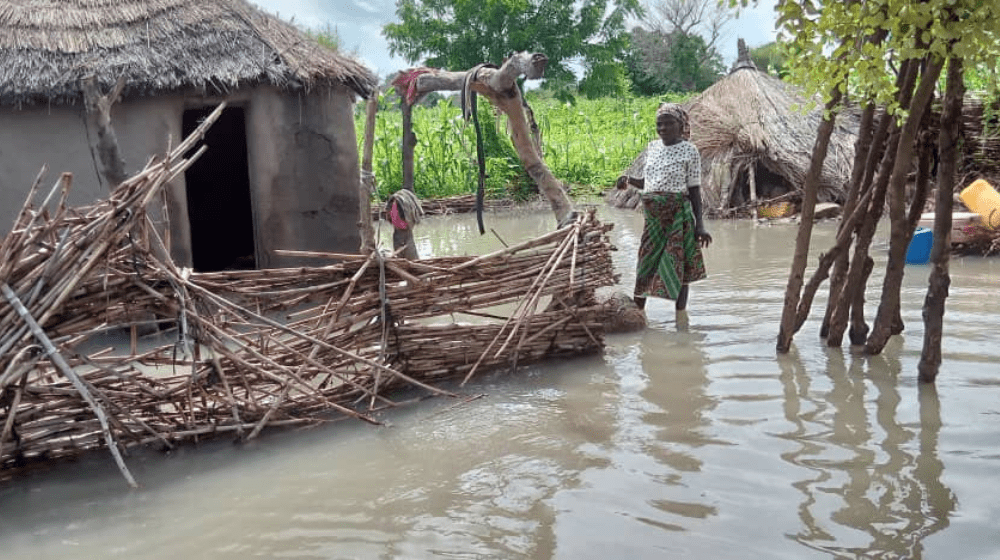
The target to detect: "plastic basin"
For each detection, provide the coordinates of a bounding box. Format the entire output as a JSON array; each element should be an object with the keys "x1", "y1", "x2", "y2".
[{"x1": 906, "y1": 226, "x2": 933, "y2": 264}]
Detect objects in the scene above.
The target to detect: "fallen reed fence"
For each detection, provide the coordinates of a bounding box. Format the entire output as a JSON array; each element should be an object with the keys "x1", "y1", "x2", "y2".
[{"x1": 0, "y1": 109, "x2": 617, "y2": 487}]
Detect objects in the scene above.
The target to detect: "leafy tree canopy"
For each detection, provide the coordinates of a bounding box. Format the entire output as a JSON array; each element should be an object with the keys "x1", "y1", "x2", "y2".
[
  {"x1": 383, "y1": 0, "x2": 643, "y2": 91},
  {"x1": 773, "y1": 0, "x2": 1000, "y2": 113},
  {"x1": 625, "y1": 27, "x2": 724, "y2": 94},
  {"x1": 749, "y1": 41, "x2": 788, "y2": 78},
  {"x1": 624, "y1": 0, "x2": 734, "y2": 96}
]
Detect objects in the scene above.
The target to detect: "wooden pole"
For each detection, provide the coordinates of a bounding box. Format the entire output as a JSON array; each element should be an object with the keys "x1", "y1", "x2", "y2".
[
  {"x1": 394, "y1": 101, "x2": 419, "y2": 259},
  {"x1": 359, "y1": 97, "x2": 378, "y2": 253}
]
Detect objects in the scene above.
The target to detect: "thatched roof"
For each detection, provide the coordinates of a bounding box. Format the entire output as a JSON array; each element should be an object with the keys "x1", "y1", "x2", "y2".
[
  {"x1": 687, "y1": 47, "x2": 859, "y2": 210},
  {"x1": 0, "y1": 0, "x2": 378, "y2": 106}
]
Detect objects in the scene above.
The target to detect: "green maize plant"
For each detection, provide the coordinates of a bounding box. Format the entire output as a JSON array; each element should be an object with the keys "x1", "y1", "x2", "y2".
[{"x1": 356, "y1": 92, "x2": 691, "y2": 202}]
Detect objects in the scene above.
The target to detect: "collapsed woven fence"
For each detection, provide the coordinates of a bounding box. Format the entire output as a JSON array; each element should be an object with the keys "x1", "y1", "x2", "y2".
[{"x1": 0, "y1": 109, "x2": 617, "y2": 486}]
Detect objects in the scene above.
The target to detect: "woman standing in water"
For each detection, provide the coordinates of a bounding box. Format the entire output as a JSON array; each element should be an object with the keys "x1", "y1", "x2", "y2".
[{"x1": 616, "y1": 102, "x2": 712, "y2": 316}]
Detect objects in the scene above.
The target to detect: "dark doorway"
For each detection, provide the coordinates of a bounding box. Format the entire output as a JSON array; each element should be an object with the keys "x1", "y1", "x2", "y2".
[
  {"x1": 730, "y1": 162, "x2": 792, "y2": 207},
  {"x1": 183, "y1": 106, "x2": 256, "y2": 272}
]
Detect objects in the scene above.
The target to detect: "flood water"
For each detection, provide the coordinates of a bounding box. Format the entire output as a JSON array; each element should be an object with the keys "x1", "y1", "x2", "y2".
[{"x1": 2, "y1": 205, "x2": 999, "y2": 560}]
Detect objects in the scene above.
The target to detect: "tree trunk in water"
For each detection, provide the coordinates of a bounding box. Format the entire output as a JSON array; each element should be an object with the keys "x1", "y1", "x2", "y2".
[
  {"x1": 865, "y1": 56, "x2": 944, "y2": 355},
  {"x1": 821, "y1": 102, "x2": 877, "y2": 337},
  {"x1": 776, "y1": 91, "x2": 842, "y2": 353},
  {"x1": 394, "y1": 101, "x2": 419, "y2": 260},
  {"x1": 413, "y1": 53, "x2": 575, "y2": 227},
  {"x1": 920, "y1": 56, "x2": 965, "y2": 383},
  {"x1": 81, "y1": 76, "x2": 128, "y2": 188},
  {"x1": 891, "y1": 130, "x2": 936, "y2": 336},
  {"x1": 848, "y1": 255, "x2": 875, "y2": 345},
  {"x1": 820, "y1": 28, "x2": 889, "y2": 338},
  {"x1": 826, "y1": 58, "x2": 920, "y2": 347},
  {"x1": 359, "y1": 97, "x2": 378, "y2": 254},
  {"x1": 793, "y1": 184, "x2": 876, "y2": 334}
]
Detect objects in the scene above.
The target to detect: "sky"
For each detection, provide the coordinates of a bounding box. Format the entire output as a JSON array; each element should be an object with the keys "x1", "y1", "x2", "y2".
[{"x1": 248, "y1": 0, "x2": 779, "y2": 79}]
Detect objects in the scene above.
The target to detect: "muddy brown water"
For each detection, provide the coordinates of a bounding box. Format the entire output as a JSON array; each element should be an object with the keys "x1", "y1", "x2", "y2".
[{"x1": 1, "y1": 206, "x2": 998, "y2": 560}]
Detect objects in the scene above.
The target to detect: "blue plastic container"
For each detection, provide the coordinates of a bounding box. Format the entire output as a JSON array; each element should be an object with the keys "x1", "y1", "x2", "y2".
[{"x1": 906, "y1": 226, "x2": 933, "y2": 264}]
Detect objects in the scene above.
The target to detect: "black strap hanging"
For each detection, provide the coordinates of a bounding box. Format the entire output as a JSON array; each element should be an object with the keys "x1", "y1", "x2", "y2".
[{"x1": 461, "y1": 63, "x2": 497, "y2": 235}]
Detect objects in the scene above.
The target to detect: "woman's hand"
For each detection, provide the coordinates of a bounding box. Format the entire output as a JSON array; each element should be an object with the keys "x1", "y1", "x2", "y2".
[{"x1": 696, "y1": 227, "x2": 713, "y2": 248}]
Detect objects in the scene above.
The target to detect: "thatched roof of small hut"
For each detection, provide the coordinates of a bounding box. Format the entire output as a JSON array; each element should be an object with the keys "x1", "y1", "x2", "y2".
[
  {"x1": 0, "y1": 0, "x2": 378, "y2": 106},
  {"x1": 611, "y1": 40, "x2": 859, "y2": 216},
  {"x1": 689, "y1": 41, "x2": 859, "y2": 212}
]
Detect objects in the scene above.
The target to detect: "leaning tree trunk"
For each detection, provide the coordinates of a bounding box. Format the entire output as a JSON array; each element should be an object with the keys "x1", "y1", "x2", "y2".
[
  {"x1": 819, "y1": 28, "x2": 889, "y2": 338},
  {"x1": 865, "y1": 55, "x2": 944, "y2": 355},
  {"x1": 81, "y1": 76, "x2": 128, "y2": 188},
  {"x1": 821, "y1": 102, "x2": 878, "y2": 337},
  {"x1": 919, "y1": 55, "x2": 965, "y2": 383},
  {"x1": 826, "y1": 57, "x2": 920, "y2": 347},
  {"x1": 411, "y1": 53, "x2": 575, "y2": 226},
  {"x1": 776, "y1": 90, "x2": 842, "y2": 354},
  {"x1": 842, "y1": 132, "x2": 899, "y2": 346},
  {"x1": 792, "y1": 183, "x2": 876, "y2": 335}
]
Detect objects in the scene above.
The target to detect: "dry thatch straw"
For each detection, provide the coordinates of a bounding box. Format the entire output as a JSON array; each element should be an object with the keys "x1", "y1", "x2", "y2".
[
  {"x1": 0, "y1": 117, "x2": 617, "y2": 485},
  {"x1": 686, "y1": 65, "x2": 859, "y2": 212},
  {"x1": 0, "y1": 0, "x2": 378, "y2": 106},
  {"x1": 949, "y1": 97, "x2": 1000, "y2": 190}
]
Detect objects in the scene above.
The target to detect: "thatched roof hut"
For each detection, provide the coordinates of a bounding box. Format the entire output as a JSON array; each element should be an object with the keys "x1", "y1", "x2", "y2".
[
  {"x1": 612, "y1": 41, "x2": 859, "y2": 217},
  {"x1": 0, "y1": 0, "x2": 378, "y2": 270},
  {"x1": 689, "y1": 42, "x2": 859, "y2": 213}
]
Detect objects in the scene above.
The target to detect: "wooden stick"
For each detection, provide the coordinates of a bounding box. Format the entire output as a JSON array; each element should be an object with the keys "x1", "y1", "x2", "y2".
[
  {"x1": 2, "y1": 283, "x2": 138, "y2": 488},
  {"x1": 0, "y1": 380, "x2": 24, "y2": 461}
]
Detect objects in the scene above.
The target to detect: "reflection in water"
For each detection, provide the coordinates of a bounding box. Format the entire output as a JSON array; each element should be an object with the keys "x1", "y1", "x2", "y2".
[
  {"x1": 780, "y1": 344, "x2": 956, "y2": 558},
  {"x1": 1, "y1": 210, "x2": 998, "y2": 560},
  {"x1": 638, "y1": 327, "x2": 724, "y2": 527}
]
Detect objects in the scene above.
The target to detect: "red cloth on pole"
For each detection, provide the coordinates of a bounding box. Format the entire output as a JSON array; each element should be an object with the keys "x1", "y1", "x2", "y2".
[{"x1": 389, "y1": 200, "x2": 408, "y2": 230}]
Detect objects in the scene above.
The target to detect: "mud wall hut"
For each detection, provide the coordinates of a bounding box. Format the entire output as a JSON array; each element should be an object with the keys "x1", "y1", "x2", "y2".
[
  {"x1": 688, "y1": 42, "x2": 859, "y2": 214},
  {"x1": 0, "y1": 0, "x2": 377, "y2": 271}
]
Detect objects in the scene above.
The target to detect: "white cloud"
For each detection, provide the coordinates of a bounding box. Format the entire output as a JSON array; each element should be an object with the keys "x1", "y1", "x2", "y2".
[{"x1": 353, "y1": 0, "x2": 377, "y2": 14}]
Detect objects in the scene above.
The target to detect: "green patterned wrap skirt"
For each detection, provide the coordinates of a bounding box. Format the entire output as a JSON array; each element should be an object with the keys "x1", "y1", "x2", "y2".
[{"x1": 633, "y1": 191, "x2": 707, "y2": 301}]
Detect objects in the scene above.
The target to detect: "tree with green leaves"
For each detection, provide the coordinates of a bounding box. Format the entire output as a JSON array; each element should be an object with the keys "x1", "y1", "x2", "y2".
[
  {"x1": 749, "y1": 41, "x2": 788, "y2": 77},
  {"x1": 766, "y1": 0, "x2": 1000, "y2": 384},
  {"x1": 625, "y1": 27, "x2": 724, "y2": 94},
  {"x1": 624, "y1": 0, "x2": 730, "y2": 95},
  {"x1": 383, "y1": 0, "x2": 642, "y2": 94}
]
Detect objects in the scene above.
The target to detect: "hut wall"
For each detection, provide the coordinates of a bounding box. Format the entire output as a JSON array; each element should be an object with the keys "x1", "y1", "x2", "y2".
[
  {"x1": 0, "y1": 97, "x2": 193, "y2": 265},
  {"x1": 247, "y1": 85, "x2": 362, "y2": 268},
  {"x1": 0, "y1": 86, "x2": 365, "y2": 270}
]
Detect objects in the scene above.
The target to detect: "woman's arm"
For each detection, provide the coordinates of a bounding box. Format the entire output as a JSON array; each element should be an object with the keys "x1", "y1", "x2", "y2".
[
  {"x1": 616, "y1": 175, "x2": 645, "y2": 190},
  {"x1": 687, "y1": 185, "x2": 713, "y2": 247}
]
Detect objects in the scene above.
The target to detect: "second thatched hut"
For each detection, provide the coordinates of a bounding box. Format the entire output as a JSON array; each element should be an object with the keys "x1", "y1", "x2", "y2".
[{"x1": 613, "y1": 41, "x2": 859, "y2": 218}]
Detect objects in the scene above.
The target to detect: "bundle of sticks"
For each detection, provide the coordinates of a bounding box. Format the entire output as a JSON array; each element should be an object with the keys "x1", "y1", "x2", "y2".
[{"x1": 0, "y1": 110, "x2": 616, "y2": 487}]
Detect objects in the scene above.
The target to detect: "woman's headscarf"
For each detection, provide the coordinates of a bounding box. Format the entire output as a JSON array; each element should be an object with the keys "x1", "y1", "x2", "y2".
[{"x1": 656, "y1": 102, "x2": 690, "y2": 140}]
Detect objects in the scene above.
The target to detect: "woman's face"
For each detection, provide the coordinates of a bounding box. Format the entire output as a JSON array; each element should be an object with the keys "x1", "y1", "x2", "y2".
[{"x1": 657, "y1": 114, "x2": 682, "y2": 145}]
